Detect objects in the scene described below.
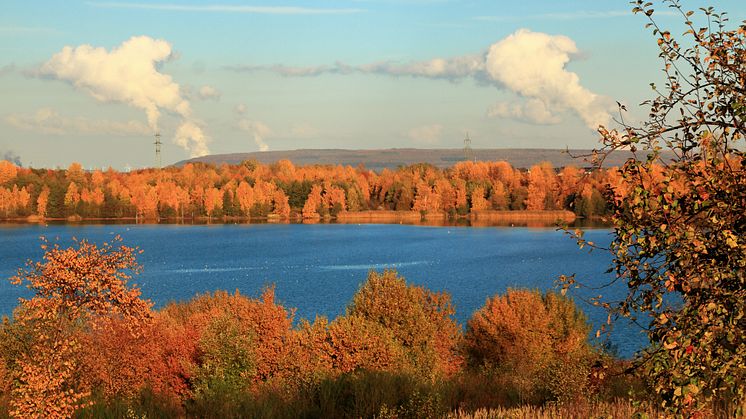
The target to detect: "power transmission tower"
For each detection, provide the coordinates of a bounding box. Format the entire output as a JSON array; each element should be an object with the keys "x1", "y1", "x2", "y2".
[
  {"x1": 463, "y1": 132, "x2": 474, "y2": 162},
  {"x1": 154, "y1": 132, "x2": 162, "y2": 169}
]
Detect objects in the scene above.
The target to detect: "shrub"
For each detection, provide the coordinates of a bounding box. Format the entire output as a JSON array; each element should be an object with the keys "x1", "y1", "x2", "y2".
[
  {"x1": 464, "y1": 289, "x2": 592, "y2": 403},
  {"x1": 347, "y1": 270, "x2": 463, "y2": 379}
]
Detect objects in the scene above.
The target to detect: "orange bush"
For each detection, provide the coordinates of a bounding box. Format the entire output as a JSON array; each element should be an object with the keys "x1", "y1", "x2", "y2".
[
  {"x1": 324, "y1": 315, "x2": 406, "y2": 374},
  {"x1": 161, "y1": 287, "x2": 294, "y2": 384},
  {"x1": 347, "y1": 270, "x2": 463, "y2": 379},
  {"x1": 464, "y1": 289, "x2": 592, "y2": 402}
]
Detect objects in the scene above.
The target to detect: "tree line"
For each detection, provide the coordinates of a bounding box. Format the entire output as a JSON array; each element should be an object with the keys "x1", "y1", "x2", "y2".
[{"x1": 0, "y1": 159, "x2": 616, "y2": 221}]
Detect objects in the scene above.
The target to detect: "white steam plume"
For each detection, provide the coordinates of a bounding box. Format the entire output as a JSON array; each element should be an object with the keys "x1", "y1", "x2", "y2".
[
  {"x1": 175, "y1": 121, "x2": 210, "y2": 157},
  {"x1": 238, "y1": 119, "x2": 271, "y2": 152},
  {"x1": 39, "y1": 35, "x2": 210, "y2": 156}
]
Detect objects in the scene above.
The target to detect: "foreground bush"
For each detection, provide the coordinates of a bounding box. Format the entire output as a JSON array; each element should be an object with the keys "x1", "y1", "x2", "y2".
[
  {"x1": 464, "y1": 289, "x2": 593, "y2": 404},
  {"x1": 346, "y1": 270, "x2": 463, "y2": 379},
  {"x1": 0, "y1": 239, "x2": 647, "y2": 417}
]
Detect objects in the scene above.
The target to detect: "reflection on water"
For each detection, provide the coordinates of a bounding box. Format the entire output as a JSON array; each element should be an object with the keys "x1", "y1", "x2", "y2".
[{"x1": 0, "y1": 217, "x2": 611, "y2": 229}]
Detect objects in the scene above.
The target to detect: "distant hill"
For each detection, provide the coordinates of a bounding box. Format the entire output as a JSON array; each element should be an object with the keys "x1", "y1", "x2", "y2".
[{"x1": 177, "y1": 148, "x2": 652, "y2": 170}]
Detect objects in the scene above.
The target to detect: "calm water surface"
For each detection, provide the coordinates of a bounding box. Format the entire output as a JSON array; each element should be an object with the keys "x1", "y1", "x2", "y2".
[{"x1": 0, "y1": 223, "x2": 645, "y2": 357}]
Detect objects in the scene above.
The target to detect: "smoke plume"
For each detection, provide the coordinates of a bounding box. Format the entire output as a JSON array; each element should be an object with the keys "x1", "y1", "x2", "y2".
[
  {"x1": 1, "y1": 150, "x2": 22, "y2": 166},
  {"x1": 39, "y1": 35, "x2": 210, "y2": 156}
]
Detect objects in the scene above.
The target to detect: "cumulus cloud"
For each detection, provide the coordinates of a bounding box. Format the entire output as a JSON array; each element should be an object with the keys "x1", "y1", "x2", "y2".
[
  {"x1": 38, "y1": 35, "x2": 210, "y2": 156},
  {"x1": 5, "y1": 108, "x2": 151, "y2": 136},
  {"x1": 238, "y1": 119, "x2": 271, "y2": 152},
  {"x1": 484, "y1": 29, "x2": 610, "y2": 130},
  {"x1": 197, "y1": 85, "x2": 221, "y2": 101},
  {"x1": 232, "y1": 29, "x2": 612, "y2": 130},
  {"x1": 407, "y1": 124, "x2": 443, "y2": 144}
]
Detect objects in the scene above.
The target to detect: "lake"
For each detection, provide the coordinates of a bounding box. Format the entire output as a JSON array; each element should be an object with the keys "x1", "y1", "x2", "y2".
[{"x1": 0, "y1": 222, "x2": 646, "y2": 358}]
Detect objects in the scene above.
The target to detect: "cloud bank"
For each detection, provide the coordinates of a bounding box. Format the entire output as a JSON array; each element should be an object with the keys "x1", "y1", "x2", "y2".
[
  {"x1": 39, "y1": 35, "x2": 210, "y2": 157},
  {"x1": 232, "y1": 29, "x2": 611, "y2": 130},
  {"x1": 5, "y1": 108, "x2": 152, "y2": 136}
]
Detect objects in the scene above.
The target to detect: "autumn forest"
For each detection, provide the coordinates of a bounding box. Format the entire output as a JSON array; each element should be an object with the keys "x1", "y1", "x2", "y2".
[{"x1": 0, "y1": 159, "x2": 612, "y2": 222}]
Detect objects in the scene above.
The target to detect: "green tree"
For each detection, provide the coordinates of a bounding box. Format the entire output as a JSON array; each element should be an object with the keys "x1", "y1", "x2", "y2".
[{"x1": 565, "y1": 1, "x2": 746, "y2": 414}]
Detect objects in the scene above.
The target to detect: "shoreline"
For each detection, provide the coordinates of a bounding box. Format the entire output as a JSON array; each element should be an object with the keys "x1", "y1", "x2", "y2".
[{"x1": 1, "y1": 210, "x2": 608, "y2": 228}]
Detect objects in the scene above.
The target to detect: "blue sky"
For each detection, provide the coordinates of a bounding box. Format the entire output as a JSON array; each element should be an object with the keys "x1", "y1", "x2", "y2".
[{"x1": 2, "y1": 0, "x2": 745, "y2": 169}]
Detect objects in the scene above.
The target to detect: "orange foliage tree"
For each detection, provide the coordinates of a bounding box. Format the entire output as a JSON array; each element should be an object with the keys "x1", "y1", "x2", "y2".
[
  {"x1": 2, "y1": 237, "x2": 152, "y2": 418},
  {"x1": 302, "y1": 185, "x2": 323, "y2": 219},
  {"x1": 0, "y1": 160, "x2": 18, "y2": 184},
  {"x1": 36, "y1": 186, "x2": 50, "y2": 218},
  {"x1": 470, "y1": 185, "x2": 490, "y2": 211}
]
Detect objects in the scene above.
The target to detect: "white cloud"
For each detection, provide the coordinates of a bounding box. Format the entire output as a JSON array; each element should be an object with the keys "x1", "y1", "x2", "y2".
[
  {"x1": 238, "y1": 119, "x2": 271, "y2": 152},
  {"x1": 197, "y1": 85, "x2": 221, "y2": 101},
  {"x1": 88, "y1": 2, "x2": 365, "y2": 14},
  {"x1": 226, "y1": 63, "x2": 354, "y2": 77},
  {"x1": 407, "y1": 124, "x2": 443, "y2": 144},
  {"x1": 230, "y1": 29, "x2": 612, "y2": 130},
  {"x1": 359, "y1": 55, "x2": 484, "y2": 81},
  {"x1": 484, "y1": 29, "x2": 611, "y2": 129},
  {"x1": 5, "y1": 108, "x2": 151, "y2": 136},
  {"x1": 487, "y1": 100, "x2": 562, "y2": 125},
  {"x1": 39, "y1": 35, "x2": 209, "y2": 156}
]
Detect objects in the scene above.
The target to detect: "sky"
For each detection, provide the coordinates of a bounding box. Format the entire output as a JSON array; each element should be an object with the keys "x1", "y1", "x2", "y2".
[{"x1": 2, "y1": 1, "x2": 745, "y2": 169}]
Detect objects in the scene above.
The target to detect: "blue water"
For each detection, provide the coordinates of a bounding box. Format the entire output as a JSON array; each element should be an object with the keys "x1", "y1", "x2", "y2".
[{"x1": 0, "y1": 223, "x2": 646, "y2": 357}]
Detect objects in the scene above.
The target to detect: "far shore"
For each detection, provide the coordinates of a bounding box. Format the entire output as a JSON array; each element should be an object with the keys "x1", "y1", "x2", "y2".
[{"x1": 1, "y1": 210, "x2": 607, "y2": 228}]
